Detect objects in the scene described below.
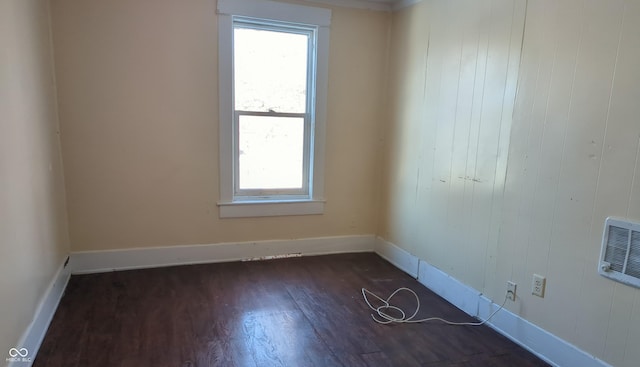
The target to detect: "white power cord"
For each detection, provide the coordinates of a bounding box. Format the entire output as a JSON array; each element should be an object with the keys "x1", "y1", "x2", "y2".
[{"x1": 361, "y1": 287, "x2": 510, "y2": 326}]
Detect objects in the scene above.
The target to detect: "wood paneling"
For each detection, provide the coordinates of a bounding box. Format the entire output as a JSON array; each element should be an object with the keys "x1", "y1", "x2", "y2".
[
  {"x1": 382, "y1": 0, "x2": 526, "y2": 295},
  {"x1": 497, "y1": 1, "x2": 640, "y2": 365},
  {"x1": 381, "y1": 0, "x2": 640, "y2": 366}
]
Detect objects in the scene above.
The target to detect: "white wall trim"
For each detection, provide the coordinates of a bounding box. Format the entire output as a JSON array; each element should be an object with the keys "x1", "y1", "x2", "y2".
[
  {"x1": 217, "y1": 200, "x2": 325, "y2": 218},
  {"x1": 375, "y1": 237, "x2": 612, "y2": 367},
  {"x1": 8, "y1": 259, "x2": 70, "y2": 367},
  {"x1": 477, "y1": 296, "x2": 613, "y2": 367},
  {"x1": 417, "y1": 259, "x2": 481, "y2": 316},
  {"x1": 374, "y1": 236, "x2": 419, "y2": 278},
  {"x1": 70, "y1": 235, "x2": 375, "y2": 274},
  {"x1": 218, "y1": 0, "x2": 332, "y2": 26}
]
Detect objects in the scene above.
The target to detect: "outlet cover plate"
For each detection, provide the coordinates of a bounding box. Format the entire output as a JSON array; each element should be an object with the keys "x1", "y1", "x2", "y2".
[
  {"x1": 532, "y1": 274, "x2": 546, "y2": 297},
  {"x1": 507, "y1": 281, "x2": 517, "y2": 301}
]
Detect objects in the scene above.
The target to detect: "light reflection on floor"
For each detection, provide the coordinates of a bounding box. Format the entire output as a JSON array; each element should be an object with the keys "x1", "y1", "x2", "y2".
[{"x1": 237, "y1": 310, "x2": 305, "y2": 367}]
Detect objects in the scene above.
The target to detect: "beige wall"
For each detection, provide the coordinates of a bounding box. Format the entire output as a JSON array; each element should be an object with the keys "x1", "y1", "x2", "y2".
[
  {"x1": 381, "y1": 0, "x2": 640, "y2": 366},
  {"x1": 50, "y1": 0, "x2": 389, "y2": 251},
  {"x1": 0, "y1": 0, "x2": 70, "y2": 358}
]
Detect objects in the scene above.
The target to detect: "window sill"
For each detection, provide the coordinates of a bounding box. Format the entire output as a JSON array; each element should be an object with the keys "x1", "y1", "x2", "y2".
[{"x1": 217, "y1": 199, "x2": 325, "y2": 218}]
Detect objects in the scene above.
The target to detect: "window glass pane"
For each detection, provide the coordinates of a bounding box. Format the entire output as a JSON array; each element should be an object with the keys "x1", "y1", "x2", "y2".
[
  {"x1": 234, "y1": 27, "x2": 308, "y2": 113},
  {"x1": 238, "y1": 115, "x2": 304, "y2": 190}
]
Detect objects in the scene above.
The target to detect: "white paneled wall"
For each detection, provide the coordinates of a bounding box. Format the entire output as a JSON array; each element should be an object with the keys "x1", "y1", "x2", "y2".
[
  {"x1": 382, "y1": 0, "x2": 640, "y2": 366},
  {"x1": 382, "y1": 0, "x2": 525, "y2": 290},
  {"x1": 498, "y1": 1, "x2": 640, "y2": 365}
]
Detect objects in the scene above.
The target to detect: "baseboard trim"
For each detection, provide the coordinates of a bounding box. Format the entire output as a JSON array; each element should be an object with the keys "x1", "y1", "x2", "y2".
[
  {"x1": 70, "y1": 235, "x2": 376, "y2": 274},
  {"x1": 374, "y1": 237, "x2": 419, "y2": 278},
  {"x1": 9, "y1": 258, "x2": 70, "y2": 367},
  {"x1": 417, "y1": 259, "x2": 481, "y2": 317},
  {"x1": 375, "y1": 237, "x2": 612, "y2": 367},
  {"x1": 477, "y1": 296, "x2": 612, "y2": 367}
]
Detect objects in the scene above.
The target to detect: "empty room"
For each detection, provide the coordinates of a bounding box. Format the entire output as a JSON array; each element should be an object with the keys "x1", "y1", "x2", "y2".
[{"x1": 2, "y1": 0, "x2": 639, "y2": 366}]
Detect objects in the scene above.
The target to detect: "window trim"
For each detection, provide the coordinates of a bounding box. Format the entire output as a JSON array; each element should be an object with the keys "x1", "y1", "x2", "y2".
[{"x1": 217, "y1": 0, "x2": 331, "y2": 218}]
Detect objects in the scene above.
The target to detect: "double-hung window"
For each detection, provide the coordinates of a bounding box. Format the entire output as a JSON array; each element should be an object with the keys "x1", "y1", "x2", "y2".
[{"x1": 217, "y1": 0, "x2": 331, "y2": 218}]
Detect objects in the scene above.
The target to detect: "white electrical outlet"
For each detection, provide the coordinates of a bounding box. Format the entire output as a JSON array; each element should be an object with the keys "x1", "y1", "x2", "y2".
[
  {"x1": 507, "y1": 281, "x2": 517, "y2": 301},
  {"x1": 532, "y1": 274, "x2": 546, "y2": 297}
]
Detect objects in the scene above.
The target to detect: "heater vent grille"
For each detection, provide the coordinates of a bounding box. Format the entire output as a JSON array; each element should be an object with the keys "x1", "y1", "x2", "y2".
[{"x1": 599, "y1": 218, "x2": 640, "y2": 288}]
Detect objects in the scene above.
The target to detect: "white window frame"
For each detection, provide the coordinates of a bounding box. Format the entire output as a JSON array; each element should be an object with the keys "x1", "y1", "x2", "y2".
[
  {"x1": 217, "y1": 0, "x2": 330, "y2": 218},
  {"x1": 233, "y1": 19, "x2": 314, "y2": 200}
]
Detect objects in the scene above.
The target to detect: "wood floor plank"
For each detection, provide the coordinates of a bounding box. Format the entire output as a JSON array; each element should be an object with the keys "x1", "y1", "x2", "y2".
[
  {"x1": 34, "y1": 253, "x2": 549, "y2": 367},
  {"x1": 360, "y1": 351, "x2": 393, "y2": 367}
]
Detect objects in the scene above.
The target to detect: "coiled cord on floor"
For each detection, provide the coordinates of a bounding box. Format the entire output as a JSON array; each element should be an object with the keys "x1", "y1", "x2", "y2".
[{"x1": 361, "y1": 287, "x2": 509, "y2": 326}]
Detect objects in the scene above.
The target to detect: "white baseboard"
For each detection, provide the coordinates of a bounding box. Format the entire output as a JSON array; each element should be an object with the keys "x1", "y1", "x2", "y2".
[
  {"x1": 70, "y1": 235, "x2": 376, "y2": 274},
  {"x1": 477, "y1": 296, "x2": 612, "y2": 367},
  {"x1": 374, "y1": 236, "x2": 419, "y2": 278},
  {"x1": 9, "y1": 258, "x2": 70, "y2": 367},
  {"x1": 417, "y1": 259, "x2": 481, "y2": 317},
  {"x1": 375, "y1": 237, "x2": 611, "y2": 367}
]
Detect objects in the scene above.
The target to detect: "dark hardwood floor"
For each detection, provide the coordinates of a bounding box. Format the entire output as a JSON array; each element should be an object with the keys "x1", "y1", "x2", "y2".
[{"x1": 35, "y1": 253, "x2": 549, "y2": 367}]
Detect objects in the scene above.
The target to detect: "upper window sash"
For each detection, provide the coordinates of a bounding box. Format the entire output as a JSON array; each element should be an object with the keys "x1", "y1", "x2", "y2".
[{"x1": 233, "y1": 17, "x2": 317, "y2": 116}]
